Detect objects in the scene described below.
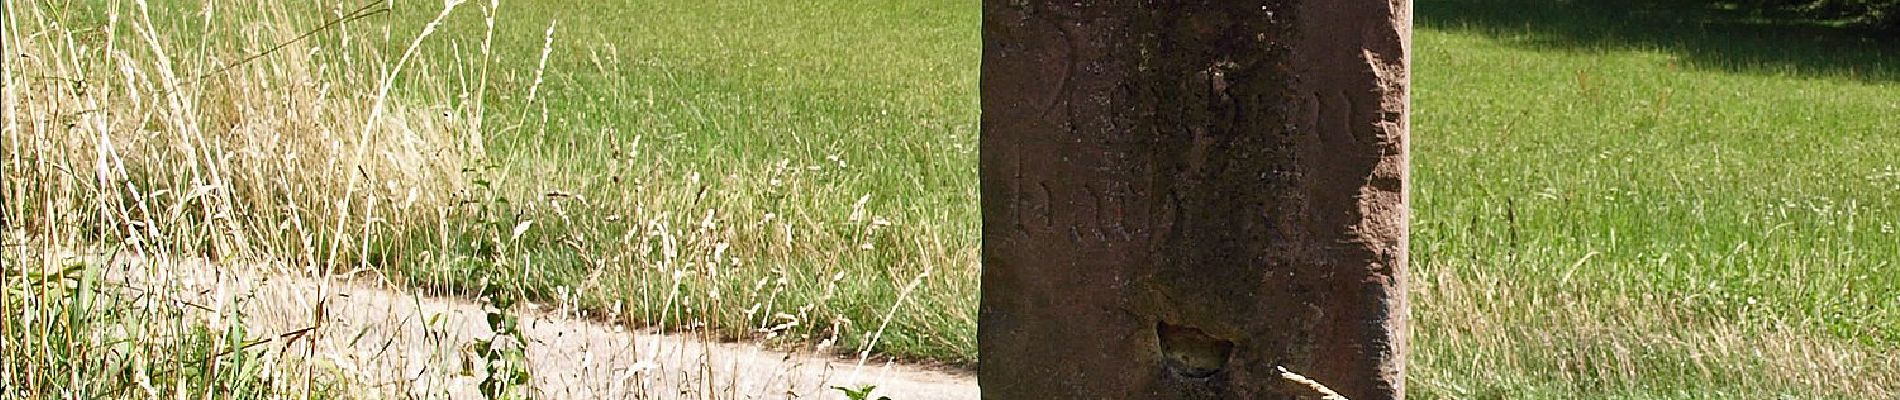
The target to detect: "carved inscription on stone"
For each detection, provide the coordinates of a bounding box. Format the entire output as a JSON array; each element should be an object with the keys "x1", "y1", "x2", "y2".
[{"x1": 981, "y1": 1, "x2": 1409, "y2": 399}]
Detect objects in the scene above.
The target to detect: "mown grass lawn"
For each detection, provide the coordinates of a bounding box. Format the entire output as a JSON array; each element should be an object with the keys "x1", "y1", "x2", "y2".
[
  {"x1": 442, "y1": 0, "x2": 1900, "y2": 396},
  {"x1": 380, "y1": 0, "x2": 1900, "y2": 396},
  {"x1": 15, "y1": 0, "x2": 1896, "y2": 397},
  {"x1": 1410, "y1": 2, "x2": 1899, "y2": 397}
]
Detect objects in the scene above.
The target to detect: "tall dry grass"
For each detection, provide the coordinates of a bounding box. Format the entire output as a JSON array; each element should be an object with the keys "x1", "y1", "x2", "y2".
[
  {"x1": 2, "y1": 0, "x2": 488, "y2": 397},
  {"x1": 2, "y1": 0, "x2": 963, "y2": 397},
  {"x1": 1410, "y1": 262, "x2": 1900, "y2": 398},
  {"x1": 3, "y1": 0, "x2": 475, "y2": 270}
]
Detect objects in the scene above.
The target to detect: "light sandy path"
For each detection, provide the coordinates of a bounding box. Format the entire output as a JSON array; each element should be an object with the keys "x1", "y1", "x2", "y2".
[{"x1": 110, "y1": 257, "x2": 978, "y2": 399}]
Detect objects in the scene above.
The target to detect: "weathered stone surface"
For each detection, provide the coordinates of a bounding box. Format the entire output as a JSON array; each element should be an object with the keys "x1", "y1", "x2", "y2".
[{"x1": 979, "y1": 1, "x2": 1409, "y2": 399}]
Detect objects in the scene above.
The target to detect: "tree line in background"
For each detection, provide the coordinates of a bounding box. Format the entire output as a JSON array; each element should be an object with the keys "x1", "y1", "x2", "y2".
[{"x1": 1734, "y1": 0, "x2": 1900, "y2": 30}]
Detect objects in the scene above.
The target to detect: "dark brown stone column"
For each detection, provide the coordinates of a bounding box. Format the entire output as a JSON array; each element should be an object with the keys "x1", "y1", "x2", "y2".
[{"x1": 979, "y1": 1, "x2": 1409, "y2": 399}]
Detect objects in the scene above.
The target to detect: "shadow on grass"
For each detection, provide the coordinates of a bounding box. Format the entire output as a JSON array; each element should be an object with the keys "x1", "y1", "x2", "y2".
[{"x1": 1419, "y1": 0, "x2": 1900, "y2": 82}]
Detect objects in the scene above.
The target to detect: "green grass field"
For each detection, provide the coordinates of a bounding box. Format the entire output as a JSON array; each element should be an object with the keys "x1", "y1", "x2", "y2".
[
  {"x1": 1410, "y1": 2, "x2": 1900, "y2": 397},
  {"x1": 6, "y1": 0, "x2": 1897, "y2": 398}
]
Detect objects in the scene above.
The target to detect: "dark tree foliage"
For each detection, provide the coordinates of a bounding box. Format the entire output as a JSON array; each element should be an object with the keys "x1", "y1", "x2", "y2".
[{"x1": 1735, "y1": 0, "x2": 1900, "y2": 30}]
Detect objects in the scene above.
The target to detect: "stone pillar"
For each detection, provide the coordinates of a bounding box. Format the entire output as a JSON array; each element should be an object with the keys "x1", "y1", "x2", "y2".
[{"x1": 979, "y1": 1, "x2": 1409, "y2": 399}]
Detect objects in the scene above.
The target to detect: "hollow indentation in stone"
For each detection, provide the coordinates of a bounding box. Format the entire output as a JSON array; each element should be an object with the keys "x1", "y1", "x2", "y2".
[{"x1": 1156, "y1": 321, "x2": 1233, "y2": 379}]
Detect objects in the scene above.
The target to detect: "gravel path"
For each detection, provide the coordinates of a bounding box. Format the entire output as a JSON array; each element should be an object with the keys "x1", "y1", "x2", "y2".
[{"x1": 115, "y1": 257, "x2": 979, "y2": 399}]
